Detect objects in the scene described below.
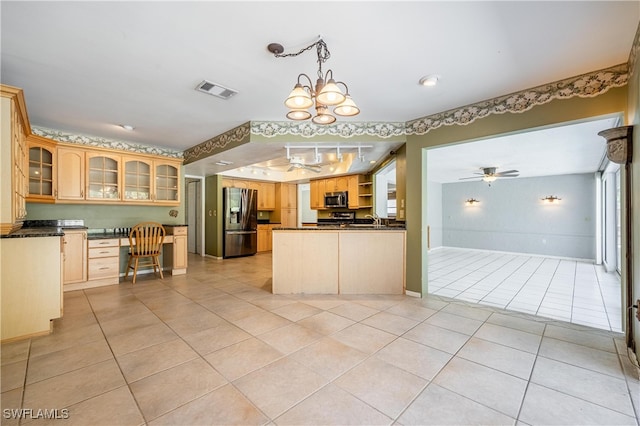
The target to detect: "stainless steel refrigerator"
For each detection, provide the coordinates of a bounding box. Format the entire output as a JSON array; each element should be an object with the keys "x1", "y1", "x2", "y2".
[{"x1": 223, "y1": 187, "x2": 258, "y2": 258}]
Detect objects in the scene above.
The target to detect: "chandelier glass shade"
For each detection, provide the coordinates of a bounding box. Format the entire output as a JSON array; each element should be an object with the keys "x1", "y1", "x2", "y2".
[{"x1": 269, "y1": 37, "x2": 360, "y2": 124}]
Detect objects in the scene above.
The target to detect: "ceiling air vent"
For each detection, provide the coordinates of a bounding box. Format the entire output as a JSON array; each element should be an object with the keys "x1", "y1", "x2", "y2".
[{"x1": 195, "y1": 80, "x2": 238, "y2": 100}]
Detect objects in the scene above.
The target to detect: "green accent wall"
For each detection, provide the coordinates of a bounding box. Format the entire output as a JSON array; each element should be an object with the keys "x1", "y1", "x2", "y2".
[
  {"x1": 404, "y1": 86, "x2": 628, "y2": 296},
  {"x1": 25, "y1": 203, "x2": 185, "y2": 228},
  {"x1": 204, "y1": 174, "x2": 223, "y2": 257}
]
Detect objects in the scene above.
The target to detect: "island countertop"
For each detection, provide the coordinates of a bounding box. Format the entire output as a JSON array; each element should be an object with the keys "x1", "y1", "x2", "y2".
[{"x1": 273, "y1": 226, "x2": 406, "y2": 231}]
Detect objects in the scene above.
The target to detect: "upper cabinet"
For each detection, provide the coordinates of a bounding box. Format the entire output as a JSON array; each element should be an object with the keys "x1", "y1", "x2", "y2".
[
  {"x1": 27, "y1": 135, "x2": 56, "y2": 203},
  {"x1": 222, "y1": 178, "x2": 276, "y2": 210},
  {"x1": 310, "y1": 174, "x2": 372, "y2": 211},
  {"x1": 1, "y1": 85, "x2": 30, "y2": 235},
  {"x1": 86, "y1": 153, "x2": 121, "y2": 201},
  {"x1": 57, "y1": 146, "x2": 86, "y2": 200},
  {"x1": 42, "y1": 143, "x2": 182, "y2": 206},
  {"x1": 155, "y1": 162, "x2": 180, "y2": 203}
]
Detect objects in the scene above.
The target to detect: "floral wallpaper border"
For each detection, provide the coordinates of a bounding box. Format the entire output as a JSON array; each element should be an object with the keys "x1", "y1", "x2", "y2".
[
  {"x1": 249, "y1": 121, "x2": 406, "y2": 139},
  {"x1": 629, "y1": 21, "x2": 640, "y2": 81},
  {"x1": 182, "y1": 122, "x2": 251, "y2": 164},
  {"x1": 407, "y1": 64, "x2": 628, "y2": 135},
  {"x1": 32, "y1": 126, "x2": 183, "y2": 158}
]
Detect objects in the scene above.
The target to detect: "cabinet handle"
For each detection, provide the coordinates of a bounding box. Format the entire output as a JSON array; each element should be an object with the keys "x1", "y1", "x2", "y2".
[
  {"x1": 54, "y1": 189, "x2": 58, "y2": 197},
  {"x1": 81, "y1": 189, "x2": 84, "y2": 197},
  {"x1": 99, "y1": 251, "x2": 109, "y2": 254},
  {"x1": 99, "y1": 267, "x2": 109, "y2": 270}
]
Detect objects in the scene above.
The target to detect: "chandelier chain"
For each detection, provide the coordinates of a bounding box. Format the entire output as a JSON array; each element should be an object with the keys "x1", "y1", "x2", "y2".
[{"x1": 274, "y1": 39, "x2": 331, "y2": 79}]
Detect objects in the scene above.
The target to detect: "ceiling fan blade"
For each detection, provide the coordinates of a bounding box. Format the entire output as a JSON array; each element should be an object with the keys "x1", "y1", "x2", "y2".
[
  {"x1": 304, "y1": 165, "x2": 322, "y2": 173},
  {"x1": 498, "y1": 174, "x2": 520, "y2": 177},
  {"x1": 458, "y1": 176, "x2": 481, "y2": 180},
  {"x1": 495, "y1": 170, "x2": 519, "y2": 175},
  {"x1": 287, "y1": 165, "x2": 296, "y2": 172}
]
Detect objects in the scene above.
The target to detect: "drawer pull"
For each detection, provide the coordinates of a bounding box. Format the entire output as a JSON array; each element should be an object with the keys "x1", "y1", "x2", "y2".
[
  {"x1": 99, "y1": 251, "x2": 110, "y2": 254},
  {"x1": 99, "y1": 267, "x2": 110, "y2": 270}
]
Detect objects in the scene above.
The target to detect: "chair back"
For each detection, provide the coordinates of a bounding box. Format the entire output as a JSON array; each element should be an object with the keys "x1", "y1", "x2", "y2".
[{"x1": 129, "y1": 222, "x2": 165, "y2": 256}]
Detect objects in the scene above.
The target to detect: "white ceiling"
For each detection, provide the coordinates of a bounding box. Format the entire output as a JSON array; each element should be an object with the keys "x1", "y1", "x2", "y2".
[
  {"x1": 427, "y1": 116, "x2": 620, "y2": 183},
  {"x1": 1, "y1": 2, "x2": 638, "y2": 181}
]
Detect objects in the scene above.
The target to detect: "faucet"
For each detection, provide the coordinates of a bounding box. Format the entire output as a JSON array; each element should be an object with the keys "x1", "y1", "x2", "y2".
[{"x1": 365, "y1": 214, "x2": 381, "y2": 227}]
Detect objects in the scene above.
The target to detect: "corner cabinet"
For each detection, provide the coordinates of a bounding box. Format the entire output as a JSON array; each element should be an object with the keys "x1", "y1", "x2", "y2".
[{"x1": 1, "y1": 85, "x2": 30, "y2": 235}]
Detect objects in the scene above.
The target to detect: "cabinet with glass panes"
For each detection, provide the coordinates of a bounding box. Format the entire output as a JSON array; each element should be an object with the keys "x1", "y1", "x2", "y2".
[
  {"x1": 123, "y1": 157, "x2": 152, "y2": 202},
  {"x1": 86, "y1": 153, "x2": 121, "y2": 201},
  {"x1": 27, "y1": 135, "x2": 56, "y2": 202}
]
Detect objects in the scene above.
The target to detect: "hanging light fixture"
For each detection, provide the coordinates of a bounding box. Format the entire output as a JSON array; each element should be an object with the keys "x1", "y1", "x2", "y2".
[{"x1": 268, "y1": 37, "x2": 360, "y2": 124}]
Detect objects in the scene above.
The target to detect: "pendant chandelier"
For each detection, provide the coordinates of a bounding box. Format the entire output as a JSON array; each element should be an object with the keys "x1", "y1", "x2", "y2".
[{"x1": 267, "y1": 37, "x2": 360, "y2": 125}]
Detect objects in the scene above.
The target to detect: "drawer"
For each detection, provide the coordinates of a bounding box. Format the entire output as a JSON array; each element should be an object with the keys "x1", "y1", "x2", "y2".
[
  {"x1": 169, "y1": 226, "x2": 187, "y2": 236},
  {"x1": 89, "y1": 246, "x2": 119, "y2": 258},
  {"x1": 88, "y1": 239, "x2": 119, "y2": 248},
  {"x1": 88, "y1": 257, "x2": 119, "y2": 279}
]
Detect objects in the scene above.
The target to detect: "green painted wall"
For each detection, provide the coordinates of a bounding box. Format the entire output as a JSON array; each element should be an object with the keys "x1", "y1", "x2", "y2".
[
  {"x1": 204, "y1": 174, "x2": 223, "y2": 257},
  {"x1": 404, "y1": 86, "x2": 628, "y2": 296},
  {"x1": 25, "y1": 203, "x2": 185, "y2": 228}
]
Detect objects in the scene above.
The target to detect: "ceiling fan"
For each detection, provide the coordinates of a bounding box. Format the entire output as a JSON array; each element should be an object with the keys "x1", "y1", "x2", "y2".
[
  {"x1": 459, "y1": 167, "x2": 519, "y2": 182},
  {"x1": 287, "y1": 155, "x2": 323, "y2": 173}
]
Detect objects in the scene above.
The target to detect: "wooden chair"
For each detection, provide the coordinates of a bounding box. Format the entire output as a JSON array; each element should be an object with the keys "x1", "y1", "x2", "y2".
[{"x1": 125, "y1": 222, "x2": 165, "y2": 284}]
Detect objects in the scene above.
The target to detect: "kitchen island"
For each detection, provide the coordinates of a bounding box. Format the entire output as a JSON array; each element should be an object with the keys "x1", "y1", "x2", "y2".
[{"x1": 272, "y1": 227, "x2": 406, "y2": 295}]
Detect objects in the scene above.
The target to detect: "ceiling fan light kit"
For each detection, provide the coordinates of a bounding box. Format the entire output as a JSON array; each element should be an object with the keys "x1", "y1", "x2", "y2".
[
  {"x1": 268, "y1": 36, "x2": 360, "y2": 124},
  {"x1": 459, "y1": 167, "x2": 520, "y2": 185}
]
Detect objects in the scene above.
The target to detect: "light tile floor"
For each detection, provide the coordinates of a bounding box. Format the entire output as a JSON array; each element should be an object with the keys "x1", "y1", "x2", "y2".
[
  {"x1": 428, "y1": 247, "x2": 623, "y2": 332},
  {"x1": 1, "y1": 252, "x2": 638, "y2": 425}
]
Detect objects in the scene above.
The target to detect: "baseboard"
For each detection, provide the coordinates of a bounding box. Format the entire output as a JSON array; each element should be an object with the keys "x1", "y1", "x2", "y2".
[
  {"x1": 438, "y1": 246, "x2": 596, "y2": 263},
  {"x1": 405, "y1": 290, "x2": 421, "y2": 298}
]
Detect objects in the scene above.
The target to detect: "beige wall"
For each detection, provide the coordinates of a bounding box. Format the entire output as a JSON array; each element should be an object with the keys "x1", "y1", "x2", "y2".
[{"x1": 405, "y1": 86, "x2": 628, "y2": 298}]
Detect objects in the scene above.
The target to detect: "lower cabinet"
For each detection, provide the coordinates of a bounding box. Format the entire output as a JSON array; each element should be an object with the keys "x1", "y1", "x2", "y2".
[
  {"x1": 163, "y1": 225, "x2": 187, "y2": 275},
  {"x1": 86, "y1": 239, "x2": 120, "y2": 288},
  {"x1": 62, "y1": 229, "x2": 87, "y2": 286},
  {"x1": 257, "y1": 224, "x2": 274, "y2": 252},
  {"x1": 1, "y1": 236, "x2": 63, "y2": 342}
]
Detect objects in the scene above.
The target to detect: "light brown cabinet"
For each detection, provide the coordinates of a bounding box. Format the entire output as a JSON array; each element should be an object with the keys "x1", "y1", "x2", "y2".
[
  {"x1": 27, "y1": 135, "x2": 56, "y2": 203},
  {"x1": 257, "y1": 224, "x2": 274, "y2": 252},
  {"x1": 223, "y1": 178, "x2": 276, "y2": 210},
  {"x1": 310, "y1": 174, "x2": 372, "y2": 211},
  {"x1": 0, "y1": 85, "x2": 29, "y2": 235},
  {"x1": 63, "y1": 229, "x2": 87, "y2": 285},
  {"x1": 309, "y1": 179, "x2": 326, "y2": 210},
  {"x1": 87, "y1": 239, "x2": 120, "y2": 284},
  {"x1": 273, "y1": 183, "x2": 297, "y2": 227},
  {"x1": 86, "y1": 153, "x2": 121, "y2": 201},
  {"x1": 164, "y1": 225, "x2": 188, "y2": 274},
  {"x1": 57, "y1": 147, "x2": 86, "y2": 200}
]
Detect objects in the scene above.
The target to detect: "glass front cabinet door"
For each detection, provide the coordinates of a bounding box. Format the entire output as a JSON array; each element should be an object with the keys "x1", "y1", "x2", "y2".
[
  {"x1": 155, "y1": 162, "x2": 180, "y2": 203},
  {"x1": 123, "y1": 158, "x2": 152, "y2": 202},
  {"x1": 86, "y1": 153, "x2": 121, "y2": 201},
  {"x1": 27, "y1": 136, "x2": 56, "y2": 202}
]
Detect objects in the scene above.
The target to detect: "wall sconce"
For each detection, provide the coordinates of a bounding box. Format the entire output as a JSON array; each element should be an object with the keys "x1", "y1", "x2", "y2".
[
  {"x1": 541, "y1": 195, "x2": 561, "y2": 203},
  {"x1": 465, "y1": 198, "x2": 480, "y2": 206}
]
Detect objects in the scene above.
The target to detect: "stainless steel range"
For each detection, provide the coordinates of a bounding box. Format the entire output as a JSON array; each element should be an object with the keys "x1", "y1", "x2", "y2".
[{"x1": 317, "y1": 211, "x2": 355, "y2": 226}]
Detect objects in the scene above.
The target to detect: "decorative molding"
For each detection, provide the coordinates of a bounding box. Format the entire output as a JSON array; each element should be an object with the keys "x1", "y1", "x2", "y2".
[
  {"x1": 32, "y1": 126, "x2": 183, "y2": 158},
  {"x1": 629, "y1": 20, "x2": 640, "y2": 80},
  {"x1": 250, "y1": 121, "x2": 406, "y2": 139},
  {"x1": 406, "y1": 64, "x2": 629, "y2": 135},
  {"x1": 598, "y1": 125, "x2": 634, "y2": 165},
  {"x1": 182, "y1": 122, "x2": 251, "y2": 164}
]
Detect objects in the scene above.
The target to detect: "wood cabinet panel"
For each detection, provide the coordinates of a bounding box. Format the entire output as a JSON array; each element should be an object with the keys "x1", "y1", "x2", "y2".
[
  {"x1": 57, "y1": 147, "x2": 86, "y2": 200},
  {"x1": 1, "y1": 86, "x2": 29, "y2": 235},
  {"x1": 163, "y1": 225, "x2": 188, "y2": 274},
  {"x1": 63, "y1": 230, "x2": 87, "y2": 285}
]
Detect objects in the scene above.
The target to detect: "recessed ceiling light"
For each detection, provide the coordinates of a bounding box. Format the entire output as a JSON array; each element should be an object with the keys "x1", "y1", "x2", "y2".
[
  {"x1": 419, "y1": 75, "x2": 440, "y2": 87},
  {"x1": 120, "y1": 124, "x2": 134, "y2": 131}
]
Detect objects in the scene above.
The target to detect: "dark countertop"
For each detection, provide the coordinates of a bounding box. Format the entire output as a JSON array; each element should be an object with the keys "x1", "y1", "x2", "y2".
[
  {"x1": 273, "y1": 226, "x2": 406, "y2": 231},
  {"x1": 1, "y1": 227, "x2": 65, "y2": 238}
]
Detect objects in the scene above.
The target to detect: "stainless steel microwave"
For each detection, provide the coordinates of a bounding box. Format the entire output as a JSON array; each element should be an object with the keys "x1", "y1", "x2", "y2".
[{"x1": 324, "y1": 191, "x2": 348, "y2": 208}]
